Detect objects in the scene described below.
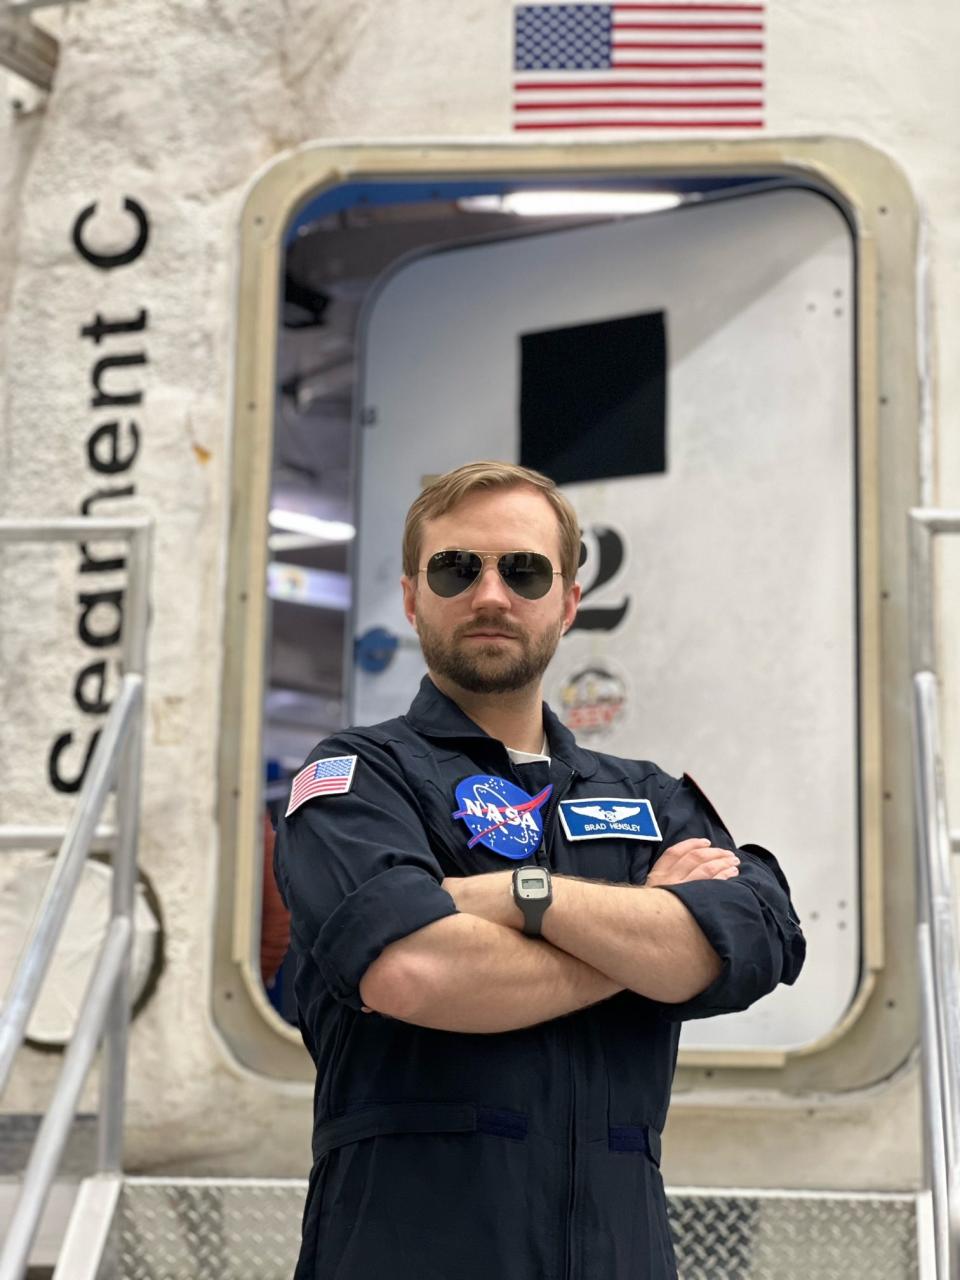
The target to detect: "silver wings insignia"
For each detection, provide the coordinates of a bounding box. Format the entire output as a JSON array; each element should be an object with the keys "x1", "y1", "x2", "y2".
[{"x1": 570, "y1": 803, "x2": 643, "y2": 823}]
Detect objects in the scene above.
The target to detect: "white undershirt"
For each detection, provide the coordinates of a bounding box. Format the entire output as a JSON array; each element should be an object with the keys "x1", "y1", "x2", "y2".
[{"x1": 505, "y1": 739, "x2": 551, "y2": 765}]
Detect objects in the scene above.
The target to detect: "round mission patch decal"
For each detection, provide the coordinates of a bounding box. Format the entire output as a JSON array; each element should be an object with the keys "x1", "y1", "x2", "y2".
[{"x1": 451, "y1": 775, "x2": 553, "y2": 860}]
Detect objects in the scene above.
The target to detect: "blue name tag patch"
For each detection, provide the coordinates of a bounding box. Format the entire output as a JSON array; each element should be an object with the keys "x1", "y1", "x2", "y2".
[{"x1": 558, "y1": 798, "x2": 662, "y2": 842}]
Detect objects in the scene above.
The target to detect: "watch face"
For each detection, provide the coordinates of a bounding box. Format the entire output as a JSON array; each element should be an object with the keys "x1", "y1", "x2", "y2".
[{"x1": 517, "y1": 870, "x2": 549, "y2": 900}]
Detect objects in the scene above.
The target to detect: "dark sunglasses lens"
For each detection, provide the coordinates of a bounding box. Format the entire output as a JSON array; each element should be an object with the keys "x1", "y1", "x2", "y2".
[
  {"x1": 426, "y1": 550, "x2": 482, "y2": 597},
  {"x1": 498, "y1": 552, "x2": 554, "y2": 599}
]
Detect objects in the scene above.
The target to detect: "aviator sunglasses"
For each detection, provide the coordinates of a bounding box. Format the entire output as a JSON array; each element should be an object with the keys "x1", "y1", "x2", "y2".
[{"x1": 420, "y1": 549, "x2": 563, "y2": 600}]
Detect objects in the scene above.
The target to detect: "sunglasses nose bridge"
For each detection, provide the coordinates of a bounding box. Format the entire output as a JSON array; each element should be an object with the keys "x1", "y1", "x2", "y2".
[{"x1": 469, "y1": 554, "x2": 513, "y2": 603}]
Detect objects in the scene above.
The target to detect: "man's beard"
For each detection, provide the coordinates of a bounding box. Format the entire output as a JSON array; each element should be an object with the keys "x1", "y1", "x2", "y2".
[{"x1": 415, "y1": 609, "x2": 563, "y2": 694}]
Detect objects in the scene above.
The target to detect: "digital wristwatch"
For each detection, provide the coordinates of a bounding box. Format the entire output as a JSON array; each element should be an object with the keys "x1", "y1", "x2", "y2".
[{"x1": 512, "y1": 865, "x2": 553, "y2": 937}]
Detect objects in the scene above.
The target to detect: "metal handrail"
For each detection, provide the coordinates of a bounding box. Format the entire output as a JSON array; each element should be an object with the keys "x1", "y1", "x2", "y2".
[
  {"x1": 0, "y1": 677, "x2": 142, "y2": 1095},
  {"x1": 0, "y1": 920, "x2": 132, "y2": 1280},
  {"x1": 914, "y1": 674, "x2": 960, "y2": 1278},
  {"x1": 909, "y1": 508, "x2": 960, "y2": 1279},
  {"x1": 0, "y1": 517, "x2": 151, "y2": 1280}
]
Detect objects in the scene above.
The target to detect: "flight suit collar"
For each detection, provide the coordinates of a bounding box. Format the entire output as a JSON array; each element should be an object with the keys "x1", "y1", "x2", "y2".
[{"x1": 405, "y1": 676, "x2": 598, "y2": 779}]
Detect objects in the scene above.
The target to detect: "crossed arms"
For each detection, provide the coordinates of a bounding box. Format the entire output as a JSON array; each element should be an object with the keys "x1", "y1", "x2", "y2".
[{"x1": 358, "y1": 839, "x2": 739, "y2": 1034}]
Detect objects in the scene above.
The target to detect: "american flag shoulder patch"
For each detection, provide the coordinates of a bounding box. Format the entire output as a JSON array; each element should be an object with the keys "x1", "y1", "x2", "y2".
[{"x1": 285, "y1": 754, "x2": 358, "y2": 816}]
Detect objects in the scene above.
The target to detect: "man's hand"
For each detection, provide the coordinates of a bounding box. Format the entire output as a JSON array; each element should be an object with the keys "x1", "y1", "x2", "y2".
[{"x1": 646, "y1": 838, "x2": 739, "y2": 887}]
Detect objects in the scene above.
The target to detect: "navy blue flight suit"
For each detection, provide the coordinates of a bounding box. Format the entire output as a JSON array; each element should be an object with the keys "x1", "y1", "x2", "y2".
[{"x1": 275, "y1": 677, "x2": 805, "y2": 1280}]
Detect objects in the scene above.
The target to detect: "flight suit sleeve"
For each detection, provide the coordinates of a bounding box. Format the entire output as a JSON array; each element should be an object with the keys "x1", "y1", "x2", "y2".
[
  {"x1": 647, "y1": 773, "x2": 806, "y2": 1021},
  {"x1": 273, "y1": 735, "x2": 459, "y2": 1011}
]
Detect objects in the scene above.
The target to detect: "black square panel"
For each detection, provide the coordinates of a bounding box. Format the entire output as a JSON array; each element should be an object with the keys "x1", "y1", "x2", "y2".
[{"x1": 519, "y1": 310, "x2": 667, "y2": 486}]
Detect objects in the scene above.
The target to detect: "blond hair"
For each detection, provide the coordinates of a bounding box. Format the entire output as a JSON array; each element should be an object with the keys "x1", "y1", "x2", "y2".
[{"x1": 402, "y1": 461, "x2": 581, "y2": 581}]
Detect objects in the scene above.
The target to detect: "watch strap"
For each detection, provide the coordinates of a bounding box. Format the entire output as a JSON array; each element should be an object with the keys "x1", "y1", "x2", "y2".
[
  {"x1": 521, "y1": 901, "x2": 548, "y2": 937},
  {"x1": 513, "y1": 865, "x2": 553, "y2": 938}
]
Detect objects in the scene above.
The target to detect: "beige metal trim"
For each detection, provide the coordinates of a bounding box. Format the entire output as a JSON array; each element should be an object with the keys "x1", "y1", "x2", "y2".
[
  {"x1": 856, "y1": 214, "x2": 885, "y2": 978},
  {"x1": 0, "y1": 10, "x2": 58, "y2": 90},
  {"x1": 215, "y1": 138, "x2": 920, "y2": 1088}
]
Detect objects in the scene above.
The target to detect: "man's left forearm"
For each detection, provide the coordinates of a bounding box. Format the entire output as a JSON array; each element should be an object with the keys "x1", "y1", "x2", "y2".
[
  {"x1": 445, "y1": 873, "x2": 722, "y2": 1003},
  {"x1": 541, "y1": 877, "x2": 722, "y2": 1003}
]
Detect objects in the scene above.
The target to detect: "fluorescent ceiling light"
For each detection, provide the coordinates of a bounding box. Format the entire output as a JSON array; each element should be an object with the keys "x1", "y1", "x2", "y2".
[
  {"x1": 268, "y1": 509, "x2": 355, "y2": 542},
  {"x1": 459, "y1": 191, "x2": 682, "y2": 217},
  {"x1": 269, "y1": 532, "x2": 334, "y2": 553}
]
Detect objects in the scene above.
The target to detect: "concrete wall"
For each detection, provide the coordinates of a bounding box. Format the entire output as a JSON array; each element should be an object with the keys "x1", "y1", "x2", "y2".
[{"x1": 0, "y1": 0, "x2": 957, "y2": 1186}]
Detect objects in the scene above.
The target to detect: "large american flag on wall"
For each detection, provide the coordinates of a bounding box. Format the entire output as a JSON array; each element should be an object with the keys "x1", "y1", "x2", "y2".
[{"x1": 513, "y1": 3, "x2": 765, "y2": 131}]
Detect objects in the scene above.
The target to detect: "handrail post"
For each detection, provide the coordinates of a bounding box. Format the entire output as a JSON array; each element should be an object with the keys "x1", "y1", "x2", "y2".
[
  {"x1": 97, "y1": 522, "x2": 152, "y2": 1174},
  {"x1": 914, "y1": 680, "x2": 956, "y2": 1279},
  {"x1": 918, "y1": 925, "x2": 949, "y2": 1277},
  {"x1": 908, "y1": 508, "x2": 960, "y2": 1279}
]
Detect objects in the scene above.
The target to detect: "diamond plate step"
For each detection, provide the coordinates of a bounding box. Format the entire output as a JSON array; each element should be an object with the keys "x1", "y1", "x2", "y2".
[{"x1": 81, "y1": 1178, "x2": 920, "y2": 1280}]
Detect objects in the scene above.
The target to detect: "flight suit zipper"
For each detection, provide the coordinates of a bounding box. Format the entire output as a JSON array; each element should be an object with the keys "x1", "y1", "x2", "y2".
[
  {"x1": 564, "y1": 1043, "x2": 577, "y2": 1280},
  {"x1": 536, "y1": 766, "x2": 577, "y2": 868},
  {"x1": 540, "y1": 765, "x2": 580, "y2": 1280}
]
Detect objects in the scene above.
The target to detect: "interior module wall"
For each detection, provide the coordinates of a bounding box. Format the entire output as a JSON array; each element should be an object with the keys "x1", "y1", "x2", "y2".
[{"x1": 0, "y1": 0, "x2": 956, "y2": 1189}]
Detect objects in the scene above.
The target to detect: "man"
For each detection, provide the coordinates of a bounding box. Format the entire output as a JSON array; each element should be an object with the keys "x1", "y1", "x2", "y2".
[{"x1": 275, "y1": 460, "x2": 805, "y2": 1280}]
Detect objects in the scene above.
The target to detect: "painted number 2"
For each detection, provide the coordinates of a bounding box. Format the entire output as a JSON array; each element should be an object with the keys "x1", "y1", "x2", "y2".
[{"x1": 569, "y1": 526, "x2": 630, "y2": 633}]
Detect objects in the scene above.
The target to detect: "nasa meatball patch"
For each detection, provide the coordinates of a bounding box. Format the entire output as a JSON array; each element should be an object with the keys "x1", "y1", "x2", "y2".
[
  {"x1": 558, "y1": 797, "x2": 661, "y2": 842},
  {"x1": 452, "y1": 775, "x2": 553, "y2": 860}
]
